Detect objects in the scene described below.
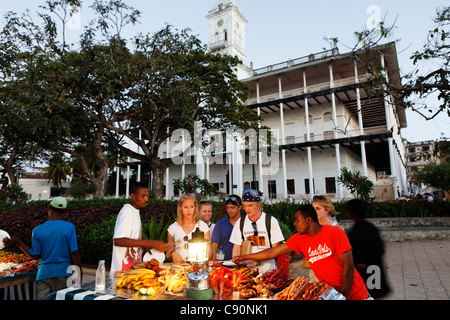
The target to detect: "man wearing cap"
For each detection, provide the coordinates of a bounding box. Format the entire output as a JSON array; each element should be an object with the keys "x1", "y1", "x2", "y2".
[
  {"x1": 210, "y1": 194, "x2": 243, "y2": 261},
  {"x1": 4, "y1": 197, "x2": 83, "y2": 300},
  {"x1": 229, "y1": 189, "x2": 284, "y2": 273}
]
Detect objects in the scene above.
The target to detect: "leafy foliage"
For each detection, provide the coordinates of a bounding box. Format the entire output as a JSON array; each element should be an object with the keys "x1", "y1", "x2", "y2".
[
  {"x1": 1, "y1": 197, "x2": 448, "y2": 264},
  {"x1": 78, "y1": 215, "x2": 117, "y2": 265},
  {"x1": 172, "y1": 173, "x2": 216, "y2": 199},
  {"x1": 346, "y1": 6, "x2": 450, "y2": 120},
  {"x1": 0, "y1": 184, "x2": 28, "y2": 204},
  {"x1": 142, "y1": 215, "x2": 172, "y2": 242},
  {"x1": 412, "y1": 162, "x2": 450, "y2": 194},
  {"x1": 1, "y1": 2, "x2": 261, "y2": 199},
  {"x1": 337, "y1": 168, "x2": 374, "y2": 201}
]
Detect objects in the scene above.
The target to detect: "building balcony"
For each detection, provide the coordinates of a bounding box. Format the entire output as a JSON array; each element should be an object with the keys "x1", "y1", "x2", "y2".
[
  {"x1": 245, "y1": 75, "x2": 369, "y2": 106},
  {"x1": 209, "y1": 40, "x2": 227, "y2": 51}
]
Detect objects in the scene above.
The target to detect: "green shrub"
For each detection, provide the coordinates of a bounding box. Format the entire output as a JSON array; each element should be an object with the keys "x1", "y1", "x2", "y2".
[
  {"x1": 2, "y1": 196, "x2": 448, "y2": 265},
  {"x1": 78, "y1": 215, "x2": 117, "y2": 265},
  {"x1": 337, "y1": 168, "x2": 374, "y2": 201},
  {"x1": 0, "y1": 184, "x2": 28, "y2": 204},
  {"x1": 142, "y1": 215, "x2": 172, "y2": 242}
]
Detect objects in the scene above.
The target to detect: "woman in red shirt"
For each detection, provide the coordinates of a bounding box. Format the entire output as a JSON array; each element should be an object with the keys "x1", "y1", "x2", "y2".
[{"x1": 233, "y1": 204, "x2": 369, "y2": 300}]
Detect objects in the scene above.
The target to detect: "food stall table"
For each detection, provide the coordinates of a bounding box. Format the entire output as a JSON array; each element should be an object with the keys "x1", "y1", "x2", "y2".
[
  {"x1": 48, "y1": 276, "x2": 194, "y2": 301},
  {"x1": 0, "y1": 271, "x2": 37, "y2": 300}
]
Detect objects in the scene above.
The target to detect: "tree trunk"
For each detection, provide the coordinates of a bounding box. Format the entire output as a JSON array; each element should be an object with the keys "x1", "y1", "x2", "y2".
[
  {"x1": 92, "y1": 165, "x2": 109, "y2": 198},
  {"x1": 151, "y1": 158, "x2": 171, "y2": 199},
  {"x1": 1, "y1": 147, "x2": 19, "y2": 186},
  {"x1": 64, "y1": 143, "x2": 109, "y2": 198}
]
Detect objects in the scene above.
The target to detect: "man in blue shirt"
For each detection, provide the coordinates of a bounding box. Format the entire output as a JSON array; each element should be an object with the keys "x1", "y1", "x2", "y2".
[
  {"x1": 210, "y1": 195, "x2": 243, "y2": 261},
  {"x1": 4, "y1": 197, "x2": 82, "y2": 300}
]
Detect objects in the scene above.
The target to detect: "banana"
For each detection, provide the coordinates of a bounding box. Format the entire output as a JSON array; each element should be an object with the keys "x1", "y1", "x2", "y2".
[
  {"x1": 168, "y1": 279, "x2": 186, "y2": 292},
  {"x1": 115, "y1": 276, "x2": 125, "y2": 288},
  {"x1": 171, "y1": 280, "x2": 186, "y2": 293},
  {"x1": 165, "y1": 276, "x2": 177, "y2": 291},
  {"x1": 116, "y1": 275, "x2": 132, "y2": 288},
  {"x1": 127, "y1": 269, "x2": 155, "y2": 276},
  {"x1": 139, "y1": 273, "x2": 155, "y2": 281},
  {"x1": 125, "y1": 275, "x2": 137, "y2": 285}
]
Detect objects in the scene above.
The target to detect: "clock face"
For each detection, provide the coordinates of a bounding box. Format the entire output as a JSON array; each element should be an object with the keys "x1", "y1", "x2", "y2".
[{"x1": 217, "y1": 19, "x2": 224, "y2": 27}]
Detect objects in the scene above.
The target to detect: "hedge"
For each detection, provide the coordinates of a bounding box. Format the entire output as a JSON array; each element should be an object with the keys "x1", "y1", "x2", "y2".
[{"x1": 0, "y1": 198, "x2": 448, "y2": 265}]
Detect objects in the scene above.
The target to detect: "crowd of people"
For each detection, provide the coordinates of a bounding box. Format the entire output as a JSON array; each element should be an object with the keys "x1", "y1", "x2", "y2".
[{"x1": 2, "y1": 182, "x2": 391, "y2": 300}]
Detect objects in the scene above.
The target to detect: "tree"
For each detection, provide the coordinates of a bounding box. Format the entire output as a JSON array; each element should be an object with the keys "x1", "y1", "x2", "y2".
[
  {"x1": 0, "y1": 184, "x2": 28, "y2": 204},
  {"x1": 43, "y1": 154, "x2": 72, "y2": 190},
  {"x1": 0, "y1": 0, "x2": 136, "y2": 198},
  {"x1": 336, "y1": 6, "x2": 449, "y2": 121},
  {"x1": 433, "y1": 138, "x2": 450, "y2": 162},
  {"x1": 413, "y1": 162, "x2": 450, "y2": 196},
  {"x1": 0, "y1": 8, "x2": 49, "y2": 188},
  {"x1": 1, "y1": 1, "x2": 261, "y2": 200},
  {"x1": 106, "y1": 25, "x2": 261, "y2": 198}
]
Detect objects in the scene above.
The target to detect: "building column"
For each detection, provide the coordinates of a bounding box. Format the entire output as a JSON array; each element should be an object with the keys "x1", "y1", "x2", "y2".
[
  {"x1": 137, "y1": 130, "x2": 142, "y2": 182},
  {"x1": 303, "y1": 71, "x2": 314, "y2": 200},
  {"x1": 256, "y1": 82, "x2": 264, "y2": 195},
  {"x1": 278, "y1": 77, "x2": 288, "y2": 199},
  {"x1": 329, "y1": 64, "x2": 342, "y2": 198},
  {"x1": 380, "y1": 54, "x2": 398, "y2": 196},
  {"x1": 126, "y1": 157, "x2": 130, "y2": 198},
  {"x1": 354, "y1": 61, "x2": 368, "y2": 177},
  {"x1": 228, "y1": 153, "x2": 233, "y2": 195},
  {"x1": 231, "y1": 133, "x2": 244, "y2": 197},
  {"x1": 115, "y1": 166, "x2": 120, "y2": 198},
  {"x1": 165, "y1": 131, "x2": 170, "y2": 200},
  {"x1": 181, "y1": 134, "x2": 186, "y2": 179}
]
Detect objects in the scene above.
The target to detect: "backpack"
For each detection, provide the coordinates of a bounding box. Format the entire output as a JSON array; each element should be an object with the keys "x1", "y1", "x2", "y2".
[{"x1": 240, "y1": 212, "x2": 273, "y2": 247}]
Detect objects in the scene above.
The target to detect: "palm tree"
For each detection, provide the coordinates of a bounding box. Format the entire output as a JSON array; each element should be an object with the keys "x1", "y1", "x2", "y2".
[{"x1": 43, "y1": 154, "x2": 72, "y2": 190}]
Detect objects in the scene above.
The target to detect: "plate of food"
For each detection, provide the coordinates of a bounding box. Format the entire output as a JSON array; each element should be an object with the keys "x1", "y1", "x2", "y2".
[
  {"x1": 0, "y1": 230, "x2": 10, "y2": 250},
  {"x1": 143, "y1": 249, "x2": 165, "y2": 265}
]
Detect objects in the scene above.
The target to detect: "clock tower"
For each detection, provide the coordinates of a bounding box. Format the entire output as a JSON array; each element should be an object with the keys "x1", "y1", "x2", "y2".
[{"x1": 206, "y1": 0, "x2": 252, "y2": 79}]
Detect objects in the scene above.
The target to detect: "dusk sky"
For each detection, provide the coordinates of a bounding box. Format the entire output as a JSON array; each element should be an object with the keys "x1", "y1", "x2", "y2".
[{"x1": 2, "y1": 0, "x2": 449, "y2": 142}]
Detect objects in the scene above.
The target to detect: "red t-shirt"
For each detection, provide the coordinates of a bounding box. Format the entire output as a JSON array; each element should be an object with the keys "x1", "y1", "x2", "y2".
[{"x1": 286, "y1": 225, "x2": 368, "y2": 300}]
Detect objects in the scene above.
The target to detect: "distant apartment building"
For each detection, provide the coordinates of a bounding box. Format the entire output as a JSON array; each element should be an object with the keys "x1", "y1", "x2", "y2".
[{"x1": 406, "y1": 140, "x2": 440, "y2": 196}]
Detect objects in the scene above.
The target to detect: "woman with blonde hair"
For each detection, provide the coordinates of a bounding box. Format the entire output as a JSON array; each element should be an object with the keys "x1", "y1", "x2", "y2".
[
  {"x1": 167, "y1": 194, "x2": 210, "y2": 263},
  {"x1": 312, "y1": 195, "x2": 342, "y2": 228}
]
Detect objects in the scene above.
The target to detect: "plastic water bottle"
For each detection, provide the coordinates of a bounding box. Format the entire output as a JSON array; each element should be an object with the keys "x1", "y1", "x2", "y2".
[
  {"x1": 216, "y1": 247, "x2": 225, "y2": 261},
  {"x1": 95, "y1": 260, "x2": 106, "y2": 292}
]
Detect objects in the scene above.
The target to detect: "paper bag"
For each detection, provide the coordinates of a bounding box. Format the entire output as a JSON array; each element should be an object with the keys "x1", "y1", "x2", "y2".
[{"x1": 241, "y1": 240, "x2": 253, "y2": 255}]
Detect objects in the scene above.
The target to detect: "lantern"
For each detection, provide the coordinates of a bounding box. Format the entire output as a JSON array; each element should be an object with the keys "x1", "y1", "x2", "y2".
[{"x1": 185, "y1": 227, "x2": 213, "y2": 300}]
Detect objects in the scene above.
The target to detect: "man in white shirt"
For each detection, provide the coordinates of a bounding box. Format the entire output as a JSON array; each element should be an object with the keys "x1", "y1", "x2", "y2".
[
  {"x1": 229, "y1": 189, "x2": 284, "y2": 273},
  {"x1": 110, "y1": 183, "x2": 171, "y2": 276}
]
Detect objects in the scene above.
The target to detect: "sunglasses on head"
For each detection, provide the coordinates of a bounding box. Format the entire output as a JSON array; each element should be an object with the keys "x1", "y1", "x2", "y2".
[
  {"x1": 313, "y1": 195, "x2": 325, "y2": 201},
  {"x1": 225, "y1": 196, "x2": 241, "y2": 206},
  {"x1": 199, "y1": 200, "x2": 211, "y2": 205}
]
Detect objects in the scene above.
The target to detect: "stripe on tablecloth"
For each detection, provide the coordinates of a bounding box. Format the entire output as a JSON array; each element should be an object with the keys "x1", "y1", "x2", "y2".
[
  {"x1": 55, "y1": 287, "x2": 122, "y2": 300},
  {"x1": 56, "y1": 287, "x2": 84, "y2": 300}
]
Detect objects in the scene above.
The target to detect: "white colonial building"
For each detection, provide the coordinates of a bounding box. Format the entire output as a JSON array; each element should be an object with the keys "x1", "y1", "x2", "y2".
[{"x1": 120, "y1": 0, "x2": 408, "y2": 201}]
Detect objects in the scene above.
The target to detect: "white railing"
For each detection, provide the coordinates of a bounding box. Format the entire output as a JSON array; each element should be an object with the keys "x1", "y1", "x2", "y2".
[{"x1": 246, "y1": 75, "x2": 368, "y2": 106}]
